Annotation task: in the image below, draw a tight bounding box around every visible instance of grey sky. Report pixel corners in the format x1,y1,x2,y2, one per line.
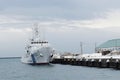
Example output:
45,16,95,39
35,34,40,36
0,0,120,20
0,0,120,57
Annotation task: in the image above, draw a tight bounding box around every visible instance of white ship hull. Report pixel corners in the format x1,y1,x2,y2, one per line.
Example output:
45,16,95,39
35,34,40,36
21,56,50,65
21,24,54,65
21,47,53,65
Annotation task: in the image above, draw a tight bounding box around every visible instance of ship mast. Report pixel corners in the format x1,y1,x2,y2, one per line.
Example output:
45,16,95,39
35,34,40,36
33,23,40,39
31,23,48,45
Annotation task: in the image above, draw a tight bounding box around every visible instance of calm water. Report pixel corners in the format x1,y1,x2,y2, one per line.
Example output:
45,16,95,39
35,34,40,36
0,59,120,80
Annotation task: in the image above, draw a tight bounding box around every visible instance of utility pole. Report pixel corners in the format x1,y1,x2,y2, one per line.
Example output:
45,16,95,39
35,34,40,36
95,42,97,53
80,42,83,55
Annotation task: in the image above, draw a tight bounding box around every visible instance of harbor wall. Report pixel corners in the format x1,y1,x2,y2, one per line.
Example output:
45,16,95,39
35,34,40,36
51,57,120,70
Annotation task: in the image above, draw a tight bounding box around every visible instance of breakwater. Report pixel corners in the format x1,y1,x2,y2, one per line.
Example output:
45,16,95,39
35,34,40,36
0,57,21,59
51,57,120,69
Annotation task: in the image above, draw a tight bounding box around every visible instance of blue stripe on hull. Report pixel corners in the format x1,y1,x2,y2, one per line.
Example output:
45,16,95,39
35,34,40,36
31,54,36,64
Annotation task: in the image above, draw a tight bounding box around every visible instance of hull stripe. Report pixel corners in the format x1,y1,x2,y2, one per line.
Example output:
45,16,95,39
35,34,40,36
31,54,36,63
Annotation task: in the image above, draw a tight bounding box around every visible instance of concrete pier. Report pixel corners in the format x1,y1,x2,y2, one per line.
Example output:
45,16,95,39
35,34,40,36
51,57,120,70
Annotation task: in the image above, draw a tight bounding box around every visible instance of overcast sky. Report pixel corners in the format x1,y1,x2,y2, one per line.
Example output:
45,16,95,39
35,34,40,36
1,0,120,57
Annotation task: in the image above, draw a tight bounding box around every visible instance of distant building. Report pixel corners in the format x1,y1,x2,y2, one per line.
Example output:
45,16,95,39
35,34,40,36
96,39,120,55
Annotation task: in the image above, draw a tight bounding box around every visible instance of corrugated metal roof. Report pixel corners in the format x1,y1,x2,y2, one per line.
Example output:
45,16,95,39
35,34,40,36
97,39,120,48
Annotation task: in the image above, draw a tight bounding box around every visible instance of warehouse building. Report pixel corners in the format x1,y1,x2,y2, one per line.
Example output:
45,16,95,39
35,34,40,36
96,39,120,55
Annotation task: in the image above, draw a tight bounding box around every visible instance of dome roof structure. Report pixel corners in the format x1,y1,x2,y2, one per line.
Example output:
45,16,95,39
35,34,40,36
97,39,120,48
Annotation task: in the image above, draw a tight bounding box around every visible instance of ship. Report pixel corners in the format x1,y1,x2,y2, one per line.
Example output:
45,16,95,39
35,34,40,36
21,24,54,65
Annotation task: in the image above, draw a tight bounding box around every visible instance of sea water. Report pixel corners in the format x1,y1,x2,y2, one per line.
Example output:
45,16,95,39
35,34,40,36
0,58,120,80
